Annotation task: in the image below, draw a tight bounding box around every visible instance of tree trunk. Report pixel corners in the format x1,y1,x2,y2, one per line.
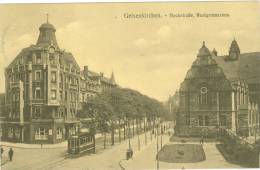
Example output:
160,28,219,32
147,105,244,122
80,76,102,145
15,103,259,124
136,118,138,135
123,121,126,140
104,132,106,149
132,119,135,137
144,117,147,145
137,118,141,150
111,123,115,145
119,119,121,143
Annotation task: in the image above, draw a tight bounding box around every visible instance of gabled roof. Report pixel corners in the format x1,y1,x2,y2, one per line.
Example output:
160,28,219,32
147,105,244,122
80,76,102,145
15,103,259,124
212,53,239,81
212,52,260,84
238,52,260,84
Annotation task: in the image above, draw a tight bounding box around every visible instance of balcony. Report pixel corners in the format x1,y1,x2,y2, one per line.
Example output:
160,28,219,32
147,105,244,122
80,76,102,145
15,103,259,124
65,117,80,124
32,99,45,104
10,82,20,89
69,84,78,90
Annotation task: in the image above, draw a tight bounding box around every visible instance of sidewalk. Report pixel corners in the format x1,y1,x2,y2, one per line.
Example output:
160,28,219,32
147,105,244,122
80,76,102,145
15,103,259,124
121,134,169,170
121,137,242,169
0,133,104,149
0,141,67,149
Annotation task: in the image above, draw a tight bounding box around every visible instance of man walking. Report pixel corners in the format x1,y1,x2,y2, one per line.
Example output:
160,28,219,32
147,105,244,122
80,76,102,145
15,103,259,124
200,136,204,145
8,148,14,161
1,147,3,158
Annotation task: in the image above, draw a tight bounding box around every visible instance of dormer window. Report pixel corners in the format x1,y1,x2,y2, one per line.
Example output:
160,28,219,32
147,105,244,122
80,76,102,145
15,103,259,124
49,47,55,53
20,57,24,65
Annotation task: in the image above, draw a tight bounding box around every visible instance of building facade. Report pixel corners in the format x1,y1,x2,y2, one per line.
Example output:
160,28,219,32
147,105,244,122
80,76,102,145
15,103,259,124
1,21,117,144
176,40,260,137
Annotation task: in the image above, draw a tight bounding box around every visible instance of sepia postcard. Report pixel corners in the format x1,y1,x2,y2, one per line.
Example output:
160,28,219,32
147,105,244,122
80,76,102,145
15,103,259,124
0,1,260,169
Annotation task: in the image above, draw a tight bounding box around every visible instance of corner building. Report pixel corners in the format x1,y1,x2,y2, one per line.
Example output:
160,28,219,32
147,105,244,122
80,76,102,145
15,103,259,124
176,40,259,137
2,21,117,143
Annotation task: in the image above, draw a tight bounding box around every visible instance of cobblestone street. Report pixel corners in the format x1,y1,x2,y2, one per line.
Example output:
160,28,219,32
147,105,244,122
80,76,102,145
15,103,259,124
1,131,243,170
0,131,156,170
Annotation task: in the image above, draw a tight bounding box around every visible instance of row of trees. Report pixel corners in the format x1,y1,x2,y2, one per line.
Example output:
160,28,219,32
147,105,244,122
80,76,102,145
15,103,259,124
77,87,170,149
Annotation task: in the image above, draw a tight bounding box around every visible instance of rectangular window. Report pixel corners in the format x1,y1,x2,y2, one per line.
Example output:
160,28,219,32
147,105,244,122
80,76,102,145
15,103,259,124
15,128,20,139
12,93,16,102
8,127,13,138
205,116,210,126
51,71,57,83
59,74,63,88
220,115,227,126
57,108,63,118
33,106,41,118
59,91,63,100
49,54,55,64
35,88,41,99
56,128,62,139
28,55,32,62
198,116,203,126
35,127,48,140
51,90,56,100
185,115,190,125
35,71,41,81
36,53,42,64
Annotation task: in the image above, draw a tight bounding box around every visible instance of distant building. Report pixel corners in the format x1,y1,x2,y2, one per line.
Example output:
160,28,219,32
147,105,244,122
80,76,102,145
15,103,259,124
176,40,259,137
1,20,117,143
0,93,5,140
166,91,180,124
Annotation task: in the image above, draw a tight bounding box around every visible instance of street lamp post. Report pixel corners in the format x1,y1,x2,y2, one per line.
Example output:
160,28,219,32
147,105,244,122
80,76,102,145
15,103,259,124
128,120,131,149
161,124,163,149
156,123,159,170
145,117,147,145
138,119,141,151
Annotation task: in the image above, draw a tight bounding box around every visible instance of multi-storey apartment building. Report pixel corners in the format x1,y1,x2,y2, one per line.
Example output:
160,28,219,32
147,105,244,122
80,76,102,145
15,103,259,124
176,40,259,137
1,20,117,144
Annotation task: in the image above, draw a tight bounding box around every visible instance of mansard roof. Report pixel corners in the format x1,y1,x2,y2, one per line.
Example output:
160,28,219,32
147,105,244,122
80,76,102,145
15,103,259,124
63,52,80,70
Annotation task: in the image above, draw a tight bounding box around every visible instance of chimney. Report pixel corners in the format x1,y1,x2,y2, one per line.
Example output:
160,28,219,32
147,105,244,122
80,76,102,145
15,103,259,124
83,66,88,77
84,66,88,73
100,72,104,77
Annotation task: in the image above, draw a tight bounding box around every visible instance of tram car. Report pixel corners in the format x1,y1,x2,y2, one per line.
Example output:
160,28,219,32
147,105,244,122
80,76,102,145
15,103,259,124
68,131,95,157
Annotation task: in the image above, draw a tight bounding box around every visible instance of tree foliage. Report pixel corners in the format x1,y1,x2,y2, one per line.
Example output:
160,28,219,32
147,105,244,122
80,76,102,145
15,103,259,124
78,87,168,131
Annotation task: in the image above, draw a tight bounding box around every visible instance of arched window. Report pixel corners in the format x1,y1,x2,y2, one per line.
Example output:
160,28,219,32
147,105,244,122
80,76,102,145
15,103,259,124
200,87,208,104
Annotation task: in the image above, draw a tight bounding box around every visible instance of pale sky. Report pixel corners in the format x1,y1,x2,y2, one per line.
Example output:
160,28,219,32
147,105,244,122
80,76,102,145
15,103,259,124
0,2,260,101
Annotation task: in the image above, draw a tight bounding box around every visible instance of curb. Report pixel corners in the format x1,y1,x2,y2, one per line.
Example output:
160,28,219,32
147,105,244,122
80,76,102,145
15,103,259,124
0,143,67,149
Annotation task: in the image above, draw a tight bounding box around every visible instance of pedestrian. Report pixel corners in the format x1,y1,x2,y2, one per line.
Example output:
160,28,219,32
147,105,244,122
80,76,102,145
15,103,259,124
200,136,204,145
1,147,4,158
8,148,14,161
